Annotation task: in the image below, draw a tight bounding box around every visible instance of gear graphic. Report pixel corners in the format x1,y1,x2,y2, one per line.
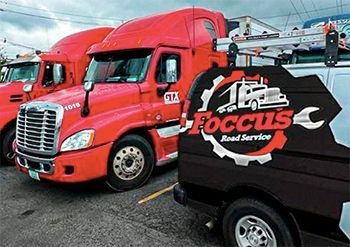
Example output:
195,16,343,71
198,75,272,166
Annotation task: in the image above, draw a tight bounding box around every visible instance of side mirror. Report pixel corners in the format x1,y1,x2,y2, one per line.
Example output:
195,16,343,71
23,84,33,93
166,59,177,84
81,81,94,117
84,80,94,92
53,64,64,84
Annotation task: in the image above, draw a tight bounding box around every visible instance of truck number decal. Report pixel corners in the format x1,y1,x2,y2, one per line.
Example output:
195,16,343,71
64,103,81,111
164,92,180,105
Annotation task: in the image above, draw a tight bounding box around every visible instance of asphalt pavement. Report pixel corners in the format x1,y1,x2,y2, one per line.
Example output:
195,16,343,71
0,163,224,247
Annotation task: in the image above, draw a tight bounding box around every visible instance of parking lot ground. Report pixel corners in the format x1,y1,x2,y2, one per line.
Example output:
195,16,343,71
0,164,224,247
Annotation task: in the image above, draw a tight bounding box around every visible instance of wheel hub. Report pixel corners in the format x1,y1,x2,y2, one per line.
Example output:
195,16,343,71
235,215,276,247
246,225,268,246
121,155,139,173
113,146,145,181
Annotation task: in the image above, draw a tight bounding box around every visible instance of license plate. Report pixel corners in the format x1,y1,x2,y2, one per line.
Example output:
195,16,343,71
29,170,40,181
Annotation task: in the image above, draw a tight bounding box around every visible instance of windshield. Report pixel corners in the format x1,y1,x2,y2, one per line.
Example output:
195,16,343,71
3,62,40,83
84,49,152,83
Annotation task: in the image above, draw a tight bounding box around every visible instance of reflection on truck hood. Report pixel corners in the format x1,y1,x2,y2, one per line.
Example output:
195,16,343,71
35,83,141,142
37,84,140,107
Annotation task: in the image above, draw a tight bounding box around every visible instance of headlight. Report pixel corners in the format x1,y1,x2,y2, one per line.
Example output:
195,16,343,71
60,129,95,152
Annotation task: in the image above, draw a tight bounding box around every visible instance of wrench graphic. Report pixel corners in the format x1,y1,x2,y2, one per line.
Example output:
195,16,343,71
293,106,325,130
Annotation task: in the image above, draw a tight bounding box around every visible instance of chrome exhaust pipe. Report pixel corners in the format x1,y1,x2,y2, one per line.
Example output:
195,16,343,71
204,219,216,232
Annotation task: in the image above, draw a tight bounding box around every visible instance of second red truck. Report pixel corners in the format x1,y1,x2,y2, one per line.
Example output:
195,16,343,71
0,27,113,165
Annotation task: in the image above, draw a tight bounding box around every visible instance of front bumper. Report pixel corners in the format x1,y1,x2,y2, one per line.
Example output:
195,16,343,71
15,142,113,183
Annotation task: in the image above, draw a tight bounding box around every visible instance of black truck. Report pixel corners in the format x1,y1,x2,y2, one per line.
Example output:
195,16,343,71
174,64,350,246
174,25,350,247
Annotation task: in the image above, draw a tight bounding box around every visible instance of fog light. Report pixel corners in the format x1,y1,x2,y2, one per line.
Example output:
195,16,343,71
64,166,74,175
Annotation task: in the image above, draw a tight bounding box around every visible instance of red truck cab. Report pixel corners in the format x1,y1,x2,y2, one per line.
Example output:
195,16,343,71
0,27,113,165
14,8,229,191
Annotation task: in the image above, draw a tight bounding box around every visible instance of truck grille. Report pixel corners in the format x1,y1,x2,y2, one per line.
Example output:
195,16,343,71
16,102,63,155
266,89,279,102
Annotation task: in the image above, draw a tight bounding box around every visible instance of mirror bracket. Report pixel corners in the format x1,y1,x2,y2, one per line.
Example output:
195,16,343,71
23,84,33,101
81,81,94,117
157,83,172,97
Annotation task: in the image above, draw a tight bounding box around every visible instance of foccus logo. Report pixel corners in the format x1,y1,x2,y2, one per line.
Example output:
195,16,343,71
181,72,325,166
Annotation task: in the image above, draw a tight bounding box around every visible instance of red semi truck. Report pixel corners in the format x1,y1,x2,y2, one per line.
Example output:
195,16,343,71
14,8,276,191
0,27,113,165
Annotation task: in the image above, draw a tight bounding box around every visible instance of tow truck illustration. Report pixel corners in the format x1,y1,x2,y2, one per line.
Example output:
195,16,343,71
217,76,289,113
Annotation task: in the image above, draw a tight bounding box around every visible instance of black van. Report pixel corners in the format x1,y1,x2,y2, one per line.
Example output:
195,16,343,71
174,66,350,246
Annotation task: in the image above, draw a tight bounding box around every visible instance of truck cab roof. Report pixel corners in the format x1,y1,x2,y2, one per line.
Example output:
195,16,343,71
49,27,114,61
89,7,226,54
5,55,41,66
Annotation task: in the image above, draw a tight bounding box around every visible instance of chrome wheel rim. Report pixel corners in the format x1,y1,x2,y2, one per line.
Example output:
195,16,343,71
113,146,144,181
251,101,258,111
235,215,277,247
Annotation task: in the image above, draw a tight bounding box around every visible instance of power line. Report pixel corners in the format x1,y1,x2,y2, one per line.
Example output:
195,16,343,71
299,0,311,18
336,0,340,14
2,38,36,50
289,0,304,22
0,0,125,22
340,0,344,13
310,0,321,17
284,12,292,31
259,3,350,19
0,8,108,26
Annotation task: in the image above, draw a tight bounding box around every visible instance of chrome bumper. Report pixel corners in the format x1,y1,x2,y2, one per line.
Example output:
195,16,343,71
16,148,55,174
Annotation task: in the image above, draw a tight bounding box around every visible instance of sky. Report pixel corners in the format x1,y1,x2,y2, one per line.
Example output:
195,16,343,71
0,0,349,58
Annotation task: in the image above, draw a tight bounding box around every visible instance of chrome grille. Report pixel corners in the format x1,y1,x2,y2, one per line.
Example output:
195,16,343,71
266,89,279,102
16,102,63,155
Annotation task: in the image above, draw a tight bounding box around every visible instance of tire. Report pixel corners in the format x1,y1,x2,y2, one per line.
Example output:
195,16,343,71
223,198,296,247
106,134,155,192
251,100,258,111
0,127,16,166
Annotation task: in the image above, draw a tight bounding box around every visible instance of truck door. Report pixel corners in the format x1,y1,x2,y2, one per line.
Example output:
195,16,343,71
33,63,69,98
147,47,188,159
149,47,186,124
31,63,56,98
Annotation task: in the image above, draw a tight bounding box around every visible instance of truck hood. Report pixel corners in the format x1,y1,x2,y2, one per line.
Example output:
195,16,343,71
0,82,26,105
37,84,140,107
36,84,86,104
34,83,141,144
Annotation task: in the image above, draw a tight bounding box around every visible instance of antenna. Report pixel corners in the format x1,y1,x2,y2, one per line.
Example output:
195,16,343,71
192,5,195,54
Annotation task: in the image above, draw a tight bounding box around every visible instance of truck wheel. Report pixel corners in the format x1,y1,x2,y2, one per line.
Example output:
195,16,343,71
223,198,296,247
1,128,16,166
251,100,258,111
106,135,155,192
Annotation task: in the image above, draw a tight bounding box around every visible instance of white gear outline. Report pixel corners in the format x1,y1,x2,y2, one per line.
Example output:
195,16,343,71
198,75,272,166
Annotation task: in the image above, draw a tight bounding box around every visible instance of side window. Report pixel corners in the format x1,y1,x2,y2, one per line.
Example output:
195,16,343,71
188,19,217,46
43,64,54,86
155,53,181,84
204,21,217,39
330,74,350,147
